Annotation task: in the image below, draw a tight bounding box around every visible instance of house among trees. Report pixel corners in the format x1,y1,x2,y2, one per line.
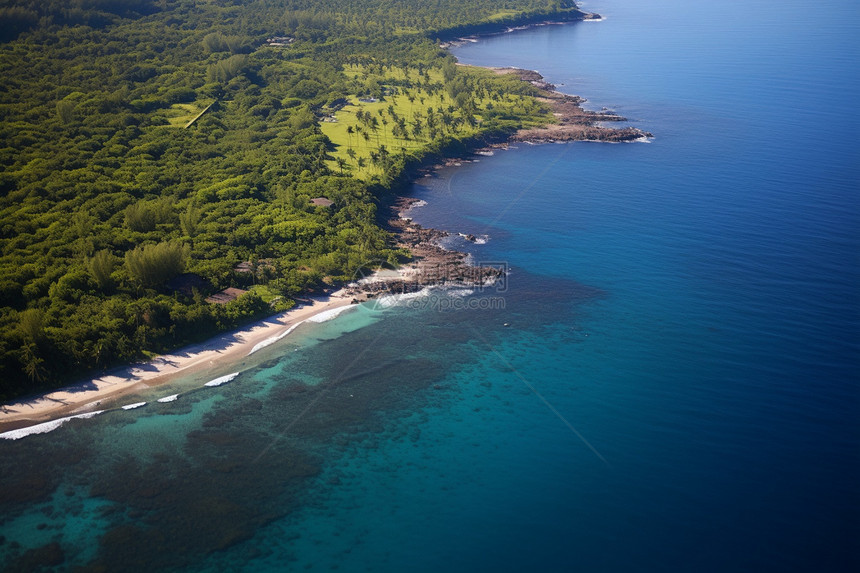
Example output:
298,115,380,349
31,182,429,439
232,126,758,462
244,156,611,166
265,36,293,47
206,287,248,304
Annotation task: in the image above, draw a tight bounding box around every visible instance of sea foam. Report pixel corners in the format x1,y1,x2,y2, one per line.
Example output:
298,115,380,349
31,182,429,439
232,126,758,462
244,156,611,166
157,394,179,403
0,411,104,441
204,372,239,387
305,305,356,323
447,288,475,298
374,287,433,309
248,321,303,355
122,402,146,410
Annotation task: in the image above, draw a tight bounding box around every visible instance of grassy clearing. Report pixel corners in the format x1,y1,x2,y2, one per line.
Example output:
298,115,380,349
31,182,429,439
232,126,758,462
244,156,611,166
321,64,549,179
321,95,472,178
249,284,279,303
161,100,215,128
487,10,521,22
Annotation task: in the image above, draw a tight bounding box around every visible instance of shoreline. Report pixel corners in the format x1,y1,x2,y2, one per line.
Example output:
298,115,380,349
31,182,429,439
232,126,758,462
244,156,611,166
487,67,652,143
0,291,357,433
0,196,504,434
445,15,651,144
0,194,505,435
1,17,647,435
436,10,601,49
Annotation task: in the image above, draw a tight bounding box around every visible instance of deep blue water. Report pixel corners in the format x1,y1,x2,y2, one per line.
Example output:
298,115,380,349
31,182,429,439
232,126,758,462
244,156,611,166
1,1,858,571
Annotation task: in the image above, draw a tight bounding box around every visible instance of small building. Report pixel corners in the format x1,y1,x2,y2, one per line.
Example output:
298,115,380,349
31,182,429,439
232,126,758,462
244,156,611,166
206,287,248,304
311,197,334,207
265,36,294,47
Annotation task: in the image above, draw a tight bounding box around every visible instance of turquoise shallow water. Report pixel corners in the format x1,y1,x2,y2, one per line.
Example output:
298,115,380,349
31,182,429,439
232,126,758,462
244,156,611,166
2,1,859,571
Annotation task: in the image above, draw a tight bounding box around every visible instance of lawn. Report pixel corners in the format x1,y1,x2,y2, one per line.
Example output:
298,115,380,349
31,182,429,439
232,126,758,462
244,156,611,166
160,100,216,128
320,64,544,179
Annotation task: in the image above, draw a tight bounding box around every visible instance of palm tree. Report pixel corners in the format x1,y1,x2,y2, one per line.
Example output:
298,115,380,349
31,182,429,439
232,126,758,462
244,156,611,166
20,342,46,383
440,113,453,135
371,117,380,145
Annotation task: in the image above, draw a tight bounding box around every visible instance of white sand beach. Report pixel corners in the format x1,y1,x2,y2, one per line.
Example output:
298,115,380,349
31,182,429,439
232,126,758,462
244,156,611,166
0,290,356,432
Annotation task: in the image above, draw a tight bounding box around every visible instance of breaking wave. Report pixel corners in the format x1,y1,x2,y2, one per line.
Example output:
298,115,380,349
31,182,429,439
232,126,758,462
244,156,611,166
204,372,239,387
0,411,104,441
305,305,357,323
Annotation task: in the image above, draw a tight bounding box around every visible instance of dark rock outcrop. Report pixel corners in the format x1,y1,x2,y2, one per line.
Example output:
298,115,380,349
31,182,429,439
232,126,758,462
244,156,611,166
492,68,653,143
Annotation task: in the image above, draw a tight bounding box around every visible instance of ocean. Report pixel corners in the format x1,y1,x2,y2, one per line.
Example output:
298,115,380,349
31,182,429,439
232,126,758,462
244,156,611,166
1,0,858,571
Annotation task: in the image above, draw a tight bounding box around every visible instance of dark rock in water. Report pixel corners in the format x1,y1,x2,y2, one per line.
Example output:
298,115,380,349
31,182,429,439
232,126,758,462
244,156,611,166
472,70,654,143
0,471,55,506
98,504,119,517
5,541,65,572
367,197,506,293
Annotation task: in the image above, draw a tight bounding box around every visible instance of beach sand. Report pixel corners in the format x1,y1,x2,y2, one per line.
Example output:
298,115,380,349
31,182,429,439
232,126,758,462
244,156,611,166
0,290,356,432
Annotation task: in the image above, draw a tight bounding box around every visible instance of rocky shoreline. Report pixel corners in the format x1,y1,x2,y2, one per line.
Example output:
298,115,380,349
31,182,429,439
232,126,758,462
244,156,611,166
343,197,505,300
354,63,650,299
350,63,651,300
491,67,652,143
441,12,650,143
437,12,602,49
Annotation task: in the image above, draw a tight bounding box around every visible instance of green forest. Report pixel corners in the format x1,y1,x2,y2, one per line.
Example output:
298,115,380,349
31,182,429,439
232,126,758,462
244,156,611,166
0,0,585,399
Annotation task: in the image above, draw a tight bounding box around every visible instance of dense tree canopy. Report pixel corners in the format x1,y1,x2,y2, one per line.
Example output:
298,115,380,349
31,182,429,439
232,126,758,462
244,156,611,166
0,0,581,398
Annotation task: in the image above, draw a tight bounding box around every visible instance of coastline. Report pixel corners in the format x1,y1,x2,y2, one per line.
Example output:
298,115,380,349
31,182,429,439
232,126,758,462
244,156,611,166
435,9,600,47
445,15,651,144
489,67,652,143
0,196,506,435
1,19,647,435
2,2,853,569
0,291,357,433
0,193,507,435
